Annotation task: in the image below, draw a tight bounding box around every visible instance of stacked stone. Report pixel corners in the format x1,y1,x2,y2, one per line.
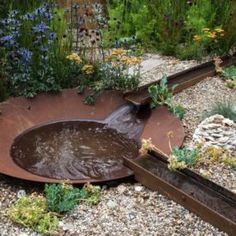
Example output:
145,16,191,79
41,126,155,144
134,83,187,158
193,115,236,155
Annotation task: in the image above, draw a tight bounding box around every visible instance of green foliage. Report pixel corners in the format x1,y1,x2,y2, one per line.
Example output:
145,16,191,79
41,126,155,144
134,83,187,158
107,0,234,59
168,147,199,171
45,183,80,214
78,48,141,104
169,104,186,120
148,76,173,108
202,100,236,122
81,183,102,205
7,195,59,235
221,66,236,89
222,66,236,81
45,183,101,214
226,80,236,89
1,3,83,98
223,156,236,168
148,76,185,120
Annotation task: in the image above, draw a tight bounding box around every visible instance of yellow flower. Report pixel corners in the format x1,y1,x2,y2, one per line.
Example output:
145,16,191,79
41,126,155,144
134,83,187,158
207,32,217,39
202,27,210,32
66,53,82,64
120,55,130,64
82,64,94,75
111,48,125,56
214,28,224,33
130,57,142,65
193,35,201,41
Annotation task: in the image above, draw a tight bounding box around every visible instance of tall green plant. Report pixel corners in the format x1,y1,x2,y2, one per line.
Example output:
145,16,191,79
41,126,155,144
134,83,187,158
107,0,234,59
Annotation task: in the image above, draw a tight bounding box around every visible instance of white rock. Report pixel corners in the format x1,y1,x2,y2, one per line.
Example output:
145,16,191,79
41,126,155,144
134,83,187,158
134,186,143,192
107,200,117,209
17,190,26,199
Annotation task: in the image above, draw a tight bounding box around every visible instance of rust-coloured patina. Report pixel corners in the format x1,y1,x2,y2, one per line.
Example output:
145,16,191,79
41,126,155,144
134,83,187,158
0,89,184,183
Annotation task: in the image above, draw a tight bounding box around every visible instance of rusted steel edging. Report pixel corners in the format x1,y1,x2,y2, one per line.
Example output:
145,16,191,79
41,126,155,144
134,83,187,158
150,150,236,203
124,53,236,105
123,156,236,236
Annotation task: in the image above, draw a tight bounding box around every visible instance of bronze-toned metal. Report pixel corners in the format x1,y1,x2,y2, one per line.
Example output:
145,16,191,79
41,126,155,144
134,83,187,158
0,89,184,183
124,154,236,236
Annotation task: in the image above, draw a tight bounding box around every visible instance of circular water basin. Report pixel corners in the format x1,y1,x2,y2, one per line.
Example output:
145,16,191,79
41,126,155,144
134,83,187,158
11,120,139,181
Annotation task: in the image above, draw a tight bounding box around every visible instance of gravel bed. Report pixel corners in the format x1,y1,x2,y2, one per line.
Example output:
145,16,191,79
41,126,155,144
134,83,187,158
173,76,236,192
139,54,199,85
61,183,226,236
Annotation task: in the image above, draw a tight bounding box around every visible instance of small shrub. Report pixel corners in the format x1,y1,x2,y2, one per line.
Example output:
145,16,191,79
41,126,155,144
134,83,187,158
44,183,80,214
221,66,236,89
79,183,102,205
168,147,199,171
148,76,185,120
222,66,236,81
45,183,102,213
202,100,236,122
7,195,59,235
148,76,173,108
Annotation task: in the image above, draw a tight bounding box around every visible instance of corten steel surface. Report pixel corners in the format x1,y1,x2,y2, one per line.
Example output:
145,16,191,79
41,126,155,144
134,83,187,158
0,89,184,183
124,154,236,236
125,53,236,105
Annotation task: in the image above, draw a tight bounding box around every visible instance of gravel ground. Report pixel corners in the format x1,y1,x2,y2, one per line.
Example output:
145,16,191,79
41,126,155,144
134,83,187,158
0,55,234,236
173,76,236,192
139,54,199,85
0,178,227,236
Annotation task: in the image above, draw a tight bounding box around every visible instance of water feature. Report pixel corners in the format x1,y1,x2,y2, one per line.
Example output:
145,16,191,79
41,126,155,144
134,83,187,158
11,104,149,180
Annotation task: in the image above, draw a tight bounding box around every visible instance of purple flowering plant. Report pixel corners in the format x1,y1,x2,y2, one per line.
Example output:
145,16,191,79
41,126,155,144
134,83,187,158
0,4,61,97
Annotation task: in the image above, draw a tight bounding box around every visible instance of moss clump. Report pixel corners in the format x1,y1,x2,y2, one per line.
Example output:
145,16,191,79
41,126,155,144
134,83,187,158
7,195,59,235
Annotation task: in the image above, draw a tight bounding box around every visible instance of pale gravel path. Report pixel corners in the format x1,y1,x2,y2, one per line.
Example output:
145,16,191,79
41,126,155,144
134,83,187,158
139,53,199,85
60,183,227,236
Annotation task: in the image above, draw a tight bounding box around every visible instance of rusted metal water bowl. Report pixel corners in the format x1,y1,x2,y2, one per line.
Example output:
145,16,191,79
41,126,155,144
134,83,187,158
0,89,184,183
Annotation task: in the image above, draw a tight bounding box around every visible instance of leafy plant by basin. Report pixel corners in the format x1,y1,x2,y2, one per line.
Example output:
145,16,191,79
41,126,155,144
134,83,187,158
45,183,101,214
202,100,236,122
148,76,186,120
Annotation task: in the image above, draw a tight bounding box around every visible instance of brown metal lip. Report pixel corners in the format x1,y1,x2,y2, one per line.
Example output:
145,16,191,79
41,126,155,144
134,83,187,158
0,89,184,183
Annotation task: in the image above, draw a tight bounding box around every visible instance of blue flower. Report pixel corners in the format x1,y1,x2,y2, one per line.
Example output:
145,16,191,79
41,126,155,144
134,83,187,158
34,7,46,16
9,10,18,18
33,22,49,33
49,32,56,40
43,12,53,21
23,13,35,21
18,48,32,63
0,35,14,43
1,19,10,25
